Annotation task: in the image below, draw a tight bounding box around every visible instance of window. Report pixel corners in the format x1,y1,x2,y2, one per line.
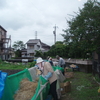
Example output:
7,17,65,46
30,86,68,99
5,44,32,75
29,45,34,49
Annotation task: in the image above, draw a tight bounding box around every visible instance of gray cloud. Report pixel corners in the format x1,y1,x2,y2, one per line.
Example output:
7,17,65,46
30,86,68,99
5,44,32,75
0,0,87,46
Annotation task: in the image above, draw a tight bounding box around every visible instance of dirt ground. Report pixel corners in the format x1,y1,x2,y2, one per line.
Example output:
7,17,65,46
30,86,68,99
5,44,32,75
61,94,71,100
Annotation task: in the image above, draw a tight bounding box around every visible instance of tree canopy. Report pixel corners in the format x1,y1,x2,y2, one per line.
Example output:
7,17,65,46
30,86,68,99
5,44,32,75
62,0,100,58
12,41,25,51
12,40,25,58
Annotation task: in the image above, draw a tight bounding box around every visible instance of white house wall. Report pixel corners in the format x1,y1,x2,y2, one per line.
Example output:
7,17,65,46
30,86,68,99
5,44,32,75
27,40,50,57
27,45,35,54
35,41,42,51
27,41,42,55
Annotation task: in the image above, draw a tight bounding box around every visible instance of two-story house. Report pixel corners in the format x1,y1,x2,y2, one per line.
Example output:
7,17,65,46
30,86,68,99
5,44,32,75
0,25,12,60
26,39,50,57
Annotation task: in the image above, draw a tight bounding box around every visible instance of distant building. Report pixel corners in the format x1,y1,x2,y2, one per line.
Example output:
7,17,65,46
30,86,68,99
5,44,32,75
41,42,51,52
0,25,12,60
21,48,27,57
25,39,50,57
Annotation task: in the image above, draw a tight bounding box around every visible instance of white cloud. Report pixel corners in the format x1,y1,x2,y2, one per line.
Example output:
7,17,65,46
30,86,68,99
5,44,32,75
0,0,87,46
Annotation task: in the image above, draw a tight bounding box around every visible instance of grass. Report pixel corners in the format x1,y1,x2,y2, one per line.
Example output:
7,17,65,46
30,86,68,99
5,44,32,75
95,74,100,83
0,60,100,100
0,60,36,70
62,69,100,100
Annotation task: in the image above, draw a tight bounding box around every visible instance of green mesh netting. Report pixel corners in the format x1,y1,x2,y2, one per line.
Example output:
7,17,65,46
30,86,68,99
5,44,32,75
31,76,50,100
0,68,50,100
52,66,64,72
0,68,32,100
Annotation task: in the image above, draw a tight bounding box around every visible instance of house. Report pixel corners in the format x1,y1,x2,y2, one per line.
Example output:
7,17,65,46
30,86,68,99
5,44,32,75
26,39,50,57
41,42,51,52
21,48,27,57
0,25,12,60
10,48,15,58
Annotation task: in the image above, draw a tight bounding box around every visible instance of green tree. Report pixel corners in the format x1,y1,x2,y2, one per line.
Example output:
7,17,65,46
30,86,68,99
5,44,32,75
12,40,25,58
47,41,67,58
12,41,25,51
15,49,21,57
62,0,100,58
35,50,43,57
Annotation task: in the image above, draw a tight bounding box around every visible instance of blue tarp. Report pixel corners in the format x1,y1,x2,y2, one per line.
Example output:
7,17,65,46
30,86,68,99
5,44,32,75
0,71,8,98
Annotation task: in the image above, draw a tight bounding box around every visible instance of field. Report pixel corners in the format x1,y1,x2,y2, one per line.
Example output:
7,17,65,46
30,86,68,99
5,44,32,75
61,69,100,100
0,60,100,100
0,60,36,70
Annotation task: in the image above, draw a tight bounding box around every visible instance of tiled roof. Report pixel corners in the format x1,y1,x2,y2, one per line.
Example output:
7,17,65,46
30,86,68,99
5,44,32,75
41,42,50,47
26,39,50,48
26,39,40,44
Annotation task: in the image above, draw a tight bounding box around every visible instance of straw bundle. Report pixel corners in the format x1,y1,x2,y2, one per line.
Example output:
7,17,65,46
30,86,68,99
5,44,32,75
36,69,41,75
64,81,71,92
70,64,76,68
14,78,38,100
64,72,74,78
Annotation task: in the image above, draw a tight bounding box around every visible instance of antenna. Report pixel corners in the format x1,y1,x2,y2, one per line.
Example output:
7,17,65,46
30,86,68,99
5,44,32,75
35,31,37,39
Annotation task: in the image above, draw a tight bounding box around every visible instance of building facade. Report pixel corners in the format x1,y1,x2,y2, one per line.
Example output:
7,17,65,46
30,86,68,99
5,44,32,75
25,39,50,57
0,25,11,60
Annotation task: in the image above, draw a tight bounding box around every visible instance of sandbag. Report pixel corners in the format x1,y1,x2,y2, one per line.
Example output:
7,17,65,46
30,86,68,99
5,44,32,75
55,70,66,82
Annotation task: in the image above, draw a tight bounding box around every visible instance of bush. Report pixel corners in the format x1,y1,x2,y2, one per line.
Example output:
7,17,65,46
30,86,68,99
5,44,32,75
29,61,36,67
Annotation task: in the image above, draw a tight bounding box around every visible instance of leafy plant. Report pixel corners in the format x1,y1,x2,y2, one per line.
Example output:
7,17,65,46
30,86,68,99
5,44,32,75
95,74,100,83
29,61,36,67
0,61,31,70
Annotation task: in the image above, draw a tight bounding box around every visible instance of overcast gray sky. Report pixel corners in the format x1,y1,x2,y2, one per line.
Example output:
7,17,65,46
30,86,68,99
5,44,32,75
0,0,87,46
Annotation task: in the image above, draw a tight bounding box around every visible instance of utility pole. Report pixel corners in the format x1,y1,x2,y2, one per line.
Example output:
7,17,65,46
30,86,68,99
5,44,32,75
53,24,58,44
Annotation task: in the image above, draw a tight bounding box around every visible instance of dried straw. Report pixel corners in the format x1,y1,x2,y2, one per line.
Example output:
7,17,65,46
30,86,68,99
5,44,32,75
65,72,74,78
14,78,38,100
70,64,76,68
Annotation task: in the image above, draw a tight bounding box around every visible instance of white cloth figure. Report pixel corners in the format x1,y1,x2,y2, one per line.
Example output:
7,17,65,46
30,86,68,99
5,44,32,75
54,70,61,99
28,67,38,81
55,70,66,99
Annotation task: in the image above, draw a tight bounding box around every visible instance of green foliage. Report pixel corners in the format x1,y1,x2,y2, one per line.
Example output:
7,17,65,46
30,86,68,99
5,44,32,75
15,49,21,57
46,41,68,58
35,50,43,57
95,74,100,83
42,52,48,59
62,0,100,59
29,61,36,67
55,41,63,45
0,58,3,63
0,61,32,70
12,40,25,51
66,71,99,100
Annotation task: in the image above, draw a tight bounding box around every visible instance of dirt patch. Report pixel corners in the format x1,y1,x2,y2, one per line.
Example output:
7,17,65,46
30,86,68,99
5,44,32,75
2,69,22,75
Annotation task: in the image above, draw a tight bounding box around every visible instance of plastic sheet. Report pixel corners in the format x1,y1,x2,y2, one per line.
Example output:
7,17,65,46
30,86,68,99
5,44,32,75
0,71,7,99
